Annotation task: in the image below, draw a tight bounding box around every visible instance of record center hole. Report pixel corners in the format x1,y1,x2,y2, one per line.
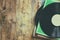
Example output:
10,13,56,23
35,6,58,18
51,14,60,26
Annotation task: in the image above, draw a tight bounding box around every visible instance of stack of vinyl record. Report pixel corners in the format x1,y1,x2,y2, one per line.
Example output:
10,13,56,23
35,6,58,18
34,0,60,38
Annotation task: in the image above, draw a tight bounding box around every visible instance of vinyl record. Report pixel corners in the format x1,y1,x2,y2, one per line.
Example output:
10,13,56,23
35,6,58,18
35,2,60,38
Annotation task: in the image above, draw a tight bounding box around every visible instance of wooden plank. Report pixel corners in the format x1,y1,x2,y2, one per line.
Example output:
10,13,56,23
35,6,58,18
0,0,16,40
16,0,41,40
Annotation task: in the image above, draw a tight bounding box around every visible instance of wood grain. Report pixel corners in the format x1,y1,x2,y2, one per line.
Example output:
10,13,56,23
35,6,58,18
0,0,16,40
16,0,41,40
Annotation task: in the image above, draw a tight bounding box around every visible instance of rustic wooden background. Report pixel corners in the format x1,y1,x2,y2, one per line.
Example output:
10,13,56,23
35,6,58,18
16,0,41,40
0,0,16,40
0,0,56,40
0,0,40,40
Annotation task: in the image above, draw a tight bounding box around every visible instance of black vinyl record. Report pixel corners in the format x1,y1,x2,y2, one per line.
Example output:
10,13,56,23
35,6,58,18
35,2,60,38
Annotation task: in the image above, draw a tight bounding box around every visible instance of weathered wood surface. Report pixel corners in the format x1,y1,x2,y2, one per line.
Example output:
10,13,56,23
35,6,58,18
16,0,41,40
0,0,41,40
0,0,16,40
